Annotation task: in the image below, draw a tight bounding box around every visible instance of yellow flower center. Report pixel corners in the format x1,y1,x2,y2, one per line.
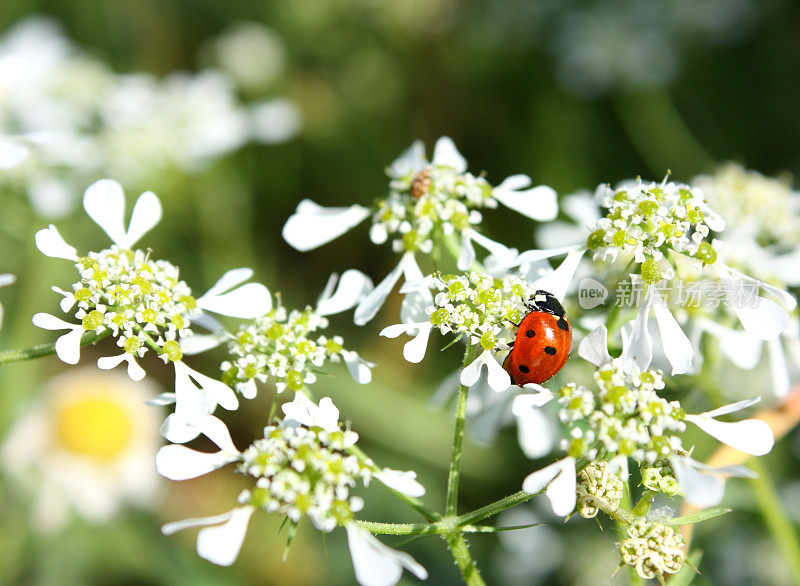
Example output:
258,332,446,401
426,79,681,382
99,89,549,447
54,396,134,461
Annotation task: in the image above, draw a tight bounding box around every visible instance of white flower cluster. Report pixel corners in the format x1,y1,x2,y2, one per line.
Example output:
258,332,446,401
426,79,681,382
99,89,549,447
694,163,800,248
557,359,686,466
238,421,371,532
55,246,196,364
0,17,300,218
371,147,493,255
619,519,686,580
283,136,559,325
223,306,351,395
428,272,535,349
587,179,725,283
158,395,428,585
575,460,624,519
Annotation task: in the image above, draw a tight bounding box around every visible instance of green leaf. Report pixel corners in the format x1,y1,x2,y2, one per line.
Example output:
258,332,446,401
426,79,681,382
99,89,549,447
666,507,731,526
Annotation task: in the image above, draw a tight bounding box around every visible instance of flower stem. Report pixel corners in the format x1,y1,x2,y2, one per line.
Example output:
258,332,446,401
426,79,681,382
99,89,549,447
748,458,800,582
445,533,486,586
356,520,440,536
0,330,110,365
446,345,477,517
446,381,470,517
455,490,540,527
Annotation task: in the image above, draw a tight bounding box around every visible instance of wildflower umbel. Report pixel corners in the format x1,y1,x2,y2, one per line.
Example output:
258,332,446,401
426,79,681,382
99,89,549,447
223,304,356,395
557,359,685,465
158,396,428,585
586,178,725,283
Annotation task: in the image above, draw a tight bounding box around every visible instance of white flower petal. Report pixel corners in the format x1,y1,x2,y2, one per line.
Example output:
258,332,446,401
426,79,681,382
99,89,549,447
686,414,774,456
346,525,428,586
733,296,789,341
375,469,426,497
517,408,555,459
97,353,146,381
702,397,761,418
145,393,176,406
512,389,555,415
123,190,162,248
354,255,408,326
282,199,370,252
485,356,512,392
670,456,725,508
162,510,237,535
198,282,272,318
457,231,476,272
509,245,582,269
389,140,426,178
180,333,227,355
317,270,373,316
529,249,586,302
0,274,15,288
179,362,239,411
624,289,653,372
546,457,577,517
652,291,693,375
160,414,201,443
403,325,432,364
494,177,558,221
54,328,84,365
431,136,466,172
342,351,375,384
769,338,791,398
521,460,564,494
83,179,128,247
204,268,255,297
578,325,612,367
767,249,800,287
194,414,239,453
34,225,78,260
197,506,255,566
698,318,763,370
156,444,239,480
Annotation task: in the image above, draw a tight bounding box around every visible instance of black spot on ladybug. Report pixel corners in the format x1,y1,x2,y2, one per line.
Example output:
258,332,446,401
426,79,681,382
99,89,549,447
518,365,530,373
544,346,557,355
525,329,535,338
557,318,569,331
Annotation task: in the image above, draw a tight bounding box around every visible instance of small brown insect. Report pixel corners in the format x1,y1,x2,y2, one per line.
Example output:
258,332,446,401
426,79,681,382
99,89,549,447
410,169,431,198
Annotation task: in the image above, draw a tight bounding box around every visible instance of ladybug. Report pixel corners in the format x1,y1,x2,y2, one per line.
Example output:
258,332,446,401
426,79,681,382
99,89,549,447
503,290,572,386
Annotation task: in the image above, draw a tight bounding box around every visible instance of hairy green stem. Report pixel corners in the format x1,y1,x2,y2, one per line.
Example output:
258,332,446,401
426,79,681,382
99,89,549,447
455,490,540,527
446,345,478,517
0,330,110,365
749,459,800,582
445,533,486,586
355,521,440,536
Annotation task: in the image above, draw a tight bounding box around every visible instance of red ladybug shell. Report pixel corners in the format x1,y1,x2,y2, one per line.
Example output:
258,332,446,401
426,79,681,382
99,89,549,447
503,310,572,386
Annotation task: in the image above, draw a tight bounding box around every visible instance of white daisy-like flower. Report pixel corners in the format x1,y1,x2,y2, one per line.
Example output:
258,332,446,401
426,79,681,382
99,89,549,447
283,137,558,323
158,397,426,584
0,369,162,531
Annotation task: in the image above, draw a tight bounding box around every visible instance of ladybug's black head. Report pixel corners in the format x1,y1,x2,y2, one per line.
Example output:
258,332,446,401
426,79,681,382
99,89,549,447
528,290,565,317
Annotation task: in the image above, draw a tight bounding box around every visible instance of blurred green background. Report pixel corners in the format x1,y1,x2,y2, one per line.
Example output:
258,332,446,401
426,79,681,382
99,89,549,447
1,1,800,585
